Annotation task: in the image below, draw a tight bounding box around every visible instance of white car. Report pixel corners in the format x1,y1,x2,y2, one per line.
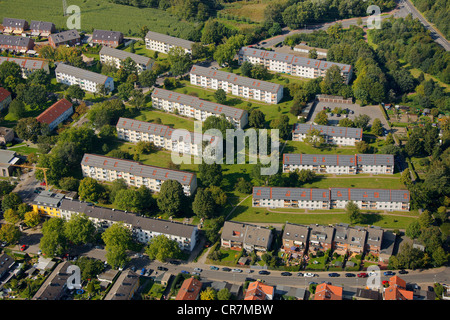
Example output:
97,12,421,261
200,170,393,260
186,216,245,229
194,268,202,272
368,271,378,277
304,273,316,277
232,268,242,273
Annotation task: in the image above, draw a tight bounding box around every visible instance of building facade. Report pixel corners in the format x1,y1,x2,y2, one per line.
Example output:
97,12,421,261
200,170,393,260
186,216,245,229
55,63,114,93
189,65,283,104
151,88,248,129
99,45,154,74
145,30,194,54
0,57,50,78
92,30,123,48
0,34,34,52
48,29,81,48
2,18,28,33
30,20,55,37
221,221,273,253
292,123,363,146
81,153,197,196
36,98,73,130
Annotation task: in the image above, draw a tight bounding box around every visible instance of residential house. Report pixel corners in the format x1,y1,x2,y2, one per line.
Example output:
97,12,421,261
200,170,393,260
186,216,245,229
99,45,154,74
379,231,396,264
308,224,335,253
32,261,73,300
0,57,50,78
355,288,382,300
333,223,350,255
2,18,28,33
0,34,34,52
221,221,273,253
0,127,14,145
151,88,248,129
292,123,363,146
80,153,197,196
314,283,343,300
293,42,328,57
48,29,81,48
31,190,65,217
384,275,414,300
30,21,56,37
55,63,114,93
92,30,123,48
244,281,274,300
0,150,20,177
347,226,367,255
281,223,310,255
36,98,73,131
238,46,352,84
190,65,284,104
275,286,308,300
366,226,384,257
104,270,139,300
175,277,202,300
145,30,194,54
0,87,12,111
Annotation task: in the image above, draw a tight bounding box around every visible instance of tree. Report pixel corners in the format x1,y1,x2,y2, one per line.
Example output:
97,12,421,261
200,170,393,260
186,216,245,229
139,69,157,87
355,141,370,153
214,88,227,104
64,213,96,245
314,110,328,125
217,288,231,300
303,129,325,148
59,177,80,191
0,223,21,245
145,234,181,262
346,201,363,224
192,188,215,219
23,211,40,228
309,48,318,59
200,287,217,300
208,185,227,207
213,34,246,67
371,118,383,136
157,180,184,215
198,162,223,187
241,61,253,77
167,47,192,76
65,84,85,101
353,114,371,130
78,177,103,203
3,209,21,225
15,117,49,143
40,218,67,256
102,222,131,269
248,109,265,128
320,65,343,95
418,210,434,229
235,177,252,194
135,141,156,155
8,99,26,119
1,193,23,212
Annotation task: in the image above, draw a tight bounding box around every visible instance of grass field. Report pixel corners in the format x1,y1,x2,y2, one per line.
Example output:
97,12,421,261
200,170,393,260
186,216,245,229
218,0,271,23
0,0,195,38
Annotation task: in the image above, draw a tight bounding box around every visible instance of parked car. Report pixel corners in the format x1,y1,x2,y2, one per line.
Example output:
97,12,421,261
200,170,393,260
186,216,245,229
345,273,355,277
357,273,368,278
398,269,408,274
20,245,26,251
297,272,303,277
180,270,189,274
304,273,316,277
222,267,231,272
328,273,340,277
368,271,378,277
232,268,242,273
169,260,181,265
259,270,270,275
194,268,202,272
157,266,168,271
281,272,292,276
140,268,146,276
210,266,219,271
192,272,200,276
382,280,389,285
308,281,318,285
384,271,395,276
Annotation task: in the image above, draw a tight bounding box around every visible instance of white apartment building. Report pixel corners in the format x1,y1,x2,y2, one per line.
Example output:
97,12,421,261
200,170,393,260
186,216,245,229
292,123,363,146
283,153,394,175
151,88,248,129
252,187,410,211
145,30,194,54
189,65,284,104
81,153,197,196
0,57,49,78
238,47,353,84
116,117,219,157
99,45,154,74
55,63,114,93
59,199,198,251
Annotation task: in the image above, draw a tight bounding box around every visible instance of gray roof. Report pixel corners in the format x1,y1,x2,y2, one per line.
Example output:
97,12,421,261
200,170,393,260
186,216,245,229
0,56,48,70
92,29,123,42
0,34,33,48
2,18,27,29
30,20,55,32
252,186,330,201
330,188,410,203
104,269,139,300
31,190,65,208
81,153,195,186
334,223,349,241
145,30,194,50
99,45,153,67
221,221,272,249
283,153,394,167
348,226,367,246
152,88,247,120
366,226,383,247
55,62,111,85
116,117,218,144
32,261,73,300
293,123,363,139
49,29,80,45
239,46,352,72
59,198,197,239
190,65,282,94
0,150,17,164
356,154,394,167
309,224,334,244
283,223,310,243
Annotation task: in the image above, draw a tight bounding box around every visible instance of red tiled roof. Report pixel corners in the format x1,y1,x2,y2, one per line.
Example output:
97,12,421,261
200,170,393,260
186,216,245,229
175,277,202,300
244,281,274,300
36,98,73,125
314,283,343,300
0,87,11,103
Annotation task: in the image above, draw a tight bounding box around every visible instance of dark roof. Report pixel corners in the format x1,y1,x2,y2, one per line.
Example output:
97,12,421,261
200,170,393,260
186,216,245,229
145,30,194,50
92,29,123,42
221,221,272,248
36,98,73,126
283,223,310,242
253,186,330,201
30,20,55,32
283,153,394,167
99,45,153,66
0,34,33,48
49,29,80,45
55,63,111,85
2,18,27,29
293,123,363,139
190,65,282,93
0,57,48,71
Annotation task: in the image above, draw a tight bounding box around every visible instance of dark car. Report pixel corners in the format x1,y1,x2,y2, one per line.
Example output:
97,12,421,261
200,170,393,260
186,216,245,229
180,270,189,274
259,270,270,275
157,266,168,271
169,260,181,265
281,272,292,276
222,267,231,272
398,269,408,274
384,271,396,276
345,273,356,277
328,273,340,277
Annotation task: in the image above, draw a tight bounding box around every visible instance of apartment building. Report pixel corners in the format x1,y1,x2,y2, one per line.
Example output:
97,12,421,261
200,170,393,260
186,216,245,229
55,63,114,93
238,47,353,84
292,123,363,146
189,65,284,104
36,98,73,131
0,34,34,52
48,29,81,48
151,88,248,129
31,190,65,217
252,187,410,211
281,223,311,255
221,221,273,253
0,57,49,78
81,153,197,196
145,30,194,54
59,198,198,251
2,18,28,33
30,20,56,37
99,46,154,74
116,117,218,157
92,30,123,48
282,153,394,175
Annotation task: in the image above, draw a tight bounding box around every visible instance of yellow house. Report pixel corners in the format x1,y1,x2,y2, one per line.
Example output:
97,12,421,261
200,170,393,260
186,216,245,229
31,190,64,217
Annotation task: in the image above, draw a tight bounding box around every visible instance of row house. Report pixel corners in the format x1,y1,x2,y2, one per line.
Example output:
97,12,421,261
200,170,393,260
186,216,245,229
333,223,367,256
81,153,197,196
2,18,28,34
308,224,335,253
221,221,273,253
0,34,34,52
92,29,123,48
282,153,394,175
32,261,73,300
281,223,311,256
151,88,248,129
238,47,353,84
99,45,154,74
30,20,56,37
116,117,219,157
59,198,198,251
104,270,140,300
55,62,114,93
0,57,50,78
189,65,284,104
36,98,74,131
145,30,194,54
48,29,81,48
292,123,363,146
252,187,410,211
